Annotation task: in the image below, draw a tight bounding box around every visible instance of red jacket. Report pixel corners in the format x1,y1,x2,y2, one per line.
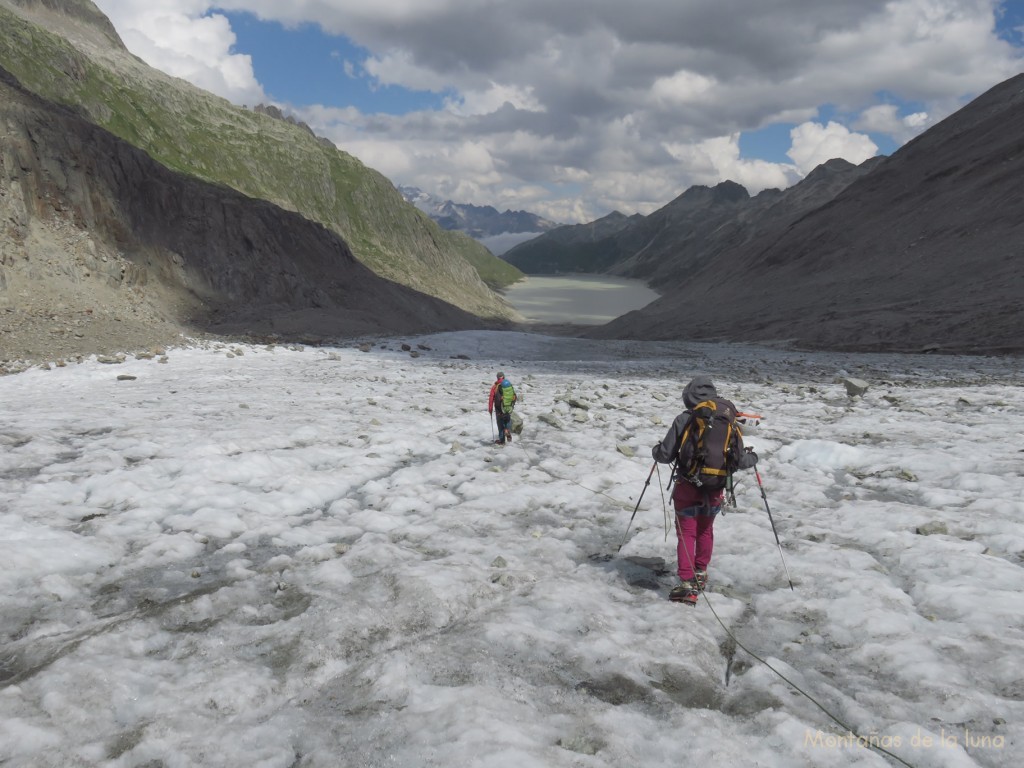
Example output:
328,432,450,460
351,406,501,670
487,380,501,414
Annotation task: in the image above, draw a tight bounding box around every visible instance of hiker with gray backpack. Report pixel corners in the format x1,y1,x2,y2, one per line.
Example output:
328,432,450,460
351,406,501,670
652,375,758,605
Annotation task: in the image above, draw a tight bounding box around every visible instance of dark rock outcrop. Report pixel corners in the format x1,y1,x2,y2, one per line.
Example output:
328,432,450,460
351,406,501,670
0,0,515,321
0,65,483,348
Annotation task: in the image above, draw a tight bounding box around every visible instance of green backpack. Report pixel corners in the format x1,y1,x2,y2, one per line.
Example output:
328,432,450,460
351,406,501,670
499,380,517,411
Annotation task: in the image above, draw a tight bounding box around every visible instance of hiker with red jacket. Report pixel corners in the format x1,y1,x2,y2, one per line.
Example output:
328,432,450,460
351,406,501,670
487,371,517,445
652,375,757,605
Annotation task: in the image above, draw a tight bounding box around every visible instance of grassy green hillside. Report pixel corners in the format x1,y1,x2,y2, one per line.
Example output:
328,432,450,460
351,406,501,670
0,3,522,316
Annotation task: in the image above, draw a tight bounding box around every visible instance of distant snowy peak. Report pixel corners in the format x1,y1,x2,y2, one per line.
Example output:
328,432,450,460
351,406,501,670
398,185,561,238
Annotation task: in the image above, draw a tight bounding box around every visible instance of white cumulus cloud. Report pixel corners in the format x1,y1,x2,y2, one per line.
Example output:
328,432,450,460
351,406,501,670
95,0,266,106
787,121,879,175
856,104,934,143
90,0,1023,221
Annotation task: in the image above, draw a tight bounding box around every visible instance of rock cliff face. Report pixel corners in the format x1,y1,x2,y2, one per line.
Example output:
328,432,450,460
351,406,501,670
0,0,517,322
0,65,484,364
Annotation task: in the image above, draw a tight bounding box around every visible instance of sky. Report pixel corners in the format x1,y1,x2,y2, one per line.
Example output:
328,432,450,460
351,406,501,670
87,1,1024,225
2,329,1023,767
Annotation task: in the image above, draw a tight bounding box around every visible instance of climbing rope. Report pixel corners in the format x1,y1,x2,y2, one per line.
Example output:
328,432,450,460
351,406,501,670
511,437,916,768
667,485,917,768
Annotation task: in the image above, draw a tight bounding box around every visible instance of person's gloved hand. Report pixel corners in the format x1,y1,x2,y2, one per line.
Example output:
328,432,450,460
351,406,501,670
739,447,758,469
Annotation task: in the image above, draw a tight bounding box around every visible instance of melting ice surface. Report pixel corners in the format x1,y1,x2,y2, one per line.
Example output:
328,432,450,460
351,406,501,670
0,330,1022,768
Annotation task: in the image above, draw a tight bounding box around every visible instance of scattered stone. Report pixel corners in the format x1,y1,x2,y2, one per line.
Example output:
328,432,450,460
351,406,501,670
556,734,604,756
358,343,372,352
97,355,125,364
539,412,563,429
116,374,137,381
491,556,507,568
401,343,412,351
417,344,431,350
915,521,948,536
616,444,635,457
623,555,668,573
841,377,870,396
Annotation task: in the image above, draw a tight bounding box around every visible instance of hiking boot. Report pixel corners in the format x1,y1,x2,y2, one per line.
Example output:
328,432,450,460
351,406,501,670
694,570,708,591
494,438,505,445
669,580,699,606
504,429,512,443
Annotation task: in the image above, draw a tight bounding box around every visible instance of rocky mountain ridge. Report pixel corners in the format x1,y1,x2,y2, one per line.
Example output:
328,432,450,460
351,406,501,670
0,64,489,370
503,158,883,287
588,74,1024,354
0,0,519,318
398,185,560,240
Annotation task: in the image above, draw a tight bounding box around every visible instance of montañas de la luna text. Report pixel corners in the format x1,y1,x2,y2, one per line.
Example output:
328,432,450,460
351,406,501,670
804,727,1004,751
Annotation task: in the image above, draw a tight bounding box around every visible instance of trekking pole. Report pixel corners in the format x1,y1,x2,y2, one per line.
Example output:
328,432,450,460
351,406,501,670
617,462,657,551
489,413,495,442
754,467,795,591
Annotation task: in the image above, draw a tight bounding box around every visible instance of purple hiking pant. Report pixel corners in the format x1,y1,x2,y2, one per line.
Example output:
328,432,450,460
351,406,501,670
672,482,722,581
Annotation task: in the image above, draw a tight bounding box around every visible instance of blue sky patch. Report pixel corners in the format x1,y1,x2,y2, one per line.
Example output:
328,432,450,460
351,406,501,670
216,9,446,113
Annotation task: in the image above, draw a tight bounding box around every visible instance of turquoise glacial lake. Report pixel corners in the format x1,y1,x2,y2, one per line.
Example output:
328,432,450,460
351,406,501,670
501,275,660,325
